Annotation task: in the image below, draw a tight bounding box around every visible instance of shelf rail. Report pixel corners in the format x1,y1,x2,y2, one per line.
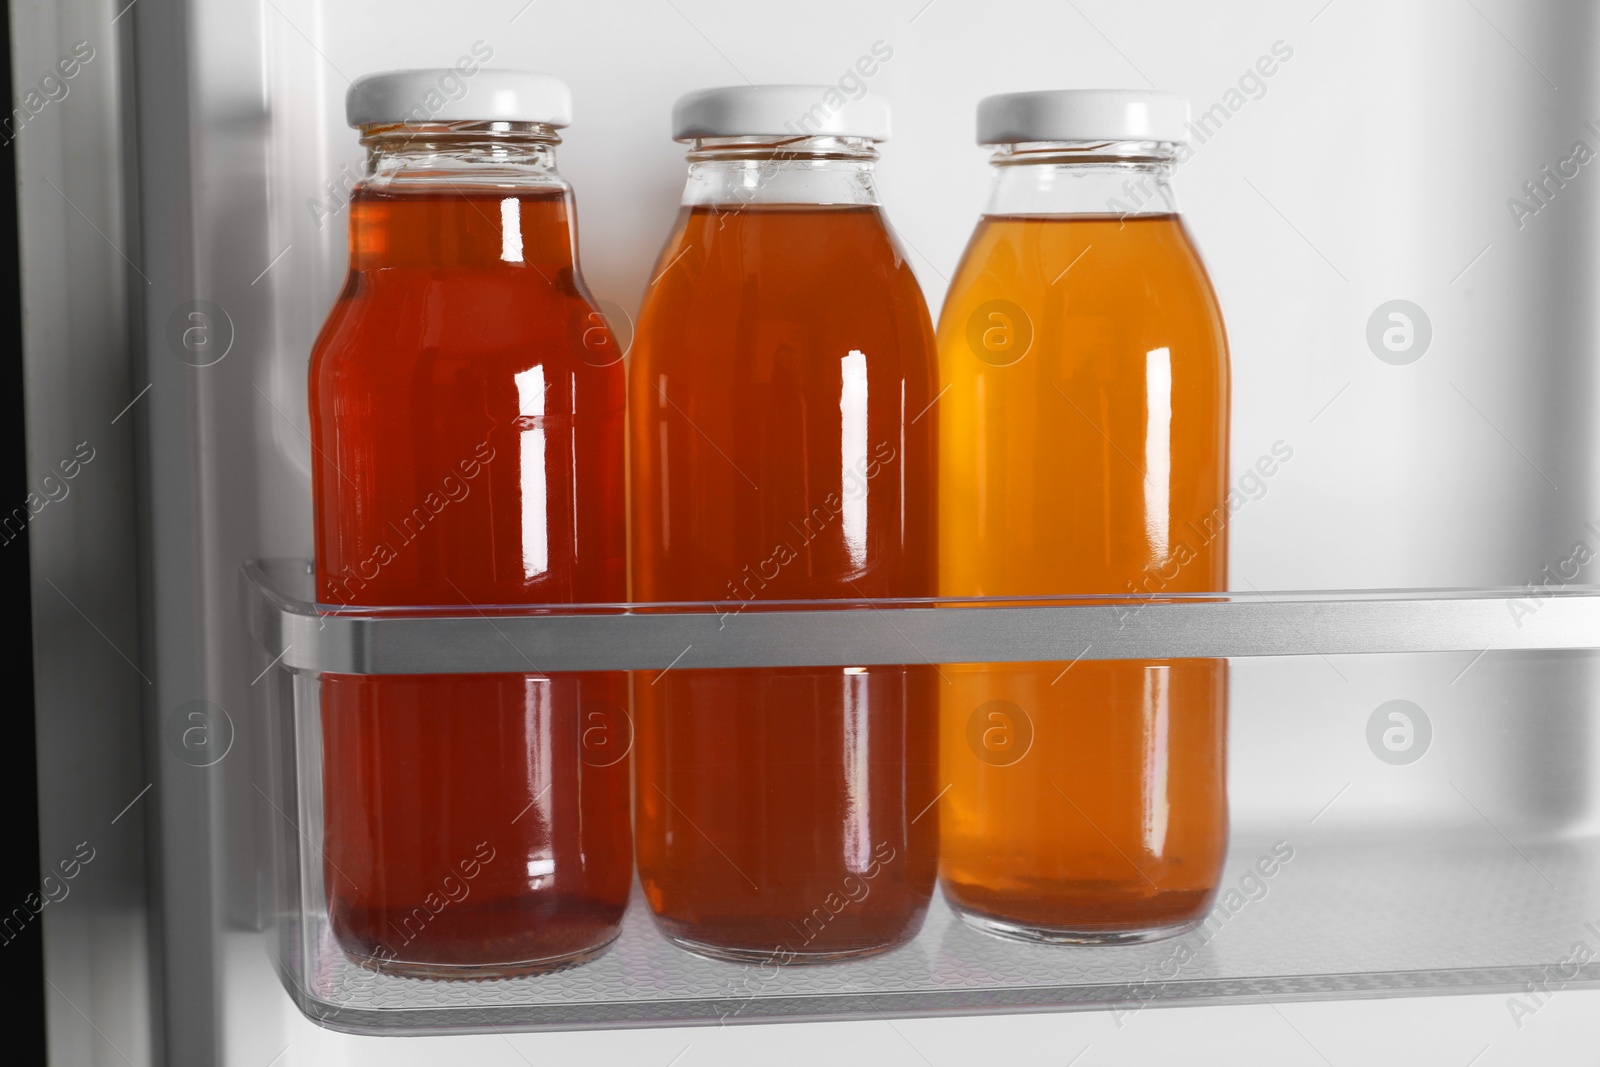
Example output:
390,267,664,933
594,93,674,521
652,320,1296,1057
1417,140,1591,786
242,560,1600,675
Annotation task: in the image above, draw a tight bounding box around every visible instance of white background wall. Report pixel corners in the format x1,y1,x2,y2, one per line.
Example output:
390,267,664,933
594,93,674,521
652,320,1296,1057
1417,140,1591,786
259,0,1600,594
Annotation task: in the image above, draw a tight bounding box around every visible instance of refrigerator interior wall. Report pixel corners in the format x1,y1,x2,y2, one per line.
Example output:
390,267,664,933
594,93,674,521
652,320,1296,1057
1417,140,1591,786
87,0,1600,1063
261,0,1600,589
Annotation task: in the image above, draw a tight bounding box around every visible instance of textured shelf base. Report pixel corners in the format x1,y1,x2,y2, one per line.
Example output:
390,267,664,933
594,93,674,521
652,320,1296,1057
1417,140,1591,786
278,836,1600,1034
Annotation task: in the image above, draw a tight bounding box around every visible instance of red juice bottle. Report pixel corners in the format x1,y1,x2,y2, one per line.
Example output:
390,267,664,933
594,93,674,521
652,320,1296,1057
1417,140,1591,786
309,70,630,977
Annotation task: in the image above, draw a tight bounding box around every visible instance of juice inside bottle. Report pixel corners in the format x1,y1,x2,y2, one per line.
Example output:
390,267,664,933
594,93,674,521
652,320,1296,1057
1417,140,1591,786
309,93,630,976
629,95,940,963
938,95,1230,943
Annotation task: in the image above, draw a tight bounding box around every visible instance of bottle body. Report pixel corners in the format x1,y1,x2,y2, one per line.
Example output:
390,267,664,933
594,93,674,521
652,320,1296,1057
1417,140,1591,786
629,148,940,962
309,137,631,976
937,151,1231,942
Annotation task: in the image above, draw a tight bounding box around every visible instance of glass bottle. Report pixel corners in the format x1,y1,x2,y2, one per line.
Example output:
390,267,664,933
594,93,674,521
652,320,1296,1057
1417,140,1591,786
937,90,1230,943
309,70,631,976
629,86,940,963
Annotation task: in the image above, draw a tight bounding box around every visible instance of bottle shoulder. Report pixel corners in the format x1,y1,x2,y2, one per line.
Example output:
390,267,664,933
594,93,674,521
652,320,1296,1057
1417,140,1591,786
936,213,1228,374
940,215,1223,321
309,278,620,390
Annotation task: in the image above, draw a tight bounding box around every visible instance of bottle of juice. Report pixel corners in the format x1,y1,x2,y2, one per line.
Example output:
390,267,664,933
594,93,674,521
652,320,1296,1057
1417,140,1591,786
938,91,1230,943
629,86,940,963
309,70,631,976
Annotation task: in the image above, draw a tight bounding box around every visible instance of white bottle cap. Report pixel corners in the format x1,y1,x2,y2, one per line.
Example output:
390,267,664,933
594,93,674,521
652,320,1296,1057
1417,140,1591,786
346,69,573,128
976,90,1189,145
672,85,891,142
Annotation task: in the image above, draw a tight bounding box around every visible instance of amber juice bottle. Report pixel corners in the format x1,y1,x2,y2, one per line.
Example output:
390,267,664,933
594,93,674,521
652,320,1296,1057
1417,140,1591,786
629,87,940,963
938,91,1230,943
309,72,631,976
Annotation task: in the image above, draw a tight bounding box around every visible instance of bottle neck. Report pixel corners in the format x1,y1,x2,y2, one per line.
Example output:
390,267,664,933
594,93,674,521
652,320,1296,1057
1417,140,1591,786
350,123,576,272
358,121,568,193
985,139,1181,218
680,136,881,208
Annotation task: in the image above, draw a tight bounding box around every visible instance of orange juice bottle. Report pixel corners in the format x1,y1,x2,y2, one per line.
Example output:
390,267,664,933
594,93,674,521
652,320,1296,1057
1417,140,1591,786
629,86,940,962
937,91,1230,943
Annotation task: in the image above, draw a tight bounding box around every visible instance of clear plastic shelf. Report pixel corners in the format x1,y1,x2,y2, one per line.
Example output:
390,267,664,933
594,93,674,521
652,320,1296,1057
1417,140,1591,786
242,560,1600,1034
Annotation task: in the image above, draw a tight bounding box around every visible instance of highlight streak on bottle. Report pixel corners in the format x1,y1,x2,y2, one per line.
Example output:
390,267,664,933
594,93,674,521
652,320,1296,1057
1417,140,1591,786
500,197,524,263
841,349,869,570
1144,346,1172,562
842,668,872,873
516,364,549,579
1142,664,1171,858
524,676,554,885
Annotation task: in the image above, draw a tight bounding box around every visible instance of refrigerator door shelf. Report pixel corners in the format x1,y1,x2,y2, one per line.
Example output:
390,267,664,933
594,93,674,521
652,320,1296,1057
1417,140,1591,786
243,560,1600,1035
